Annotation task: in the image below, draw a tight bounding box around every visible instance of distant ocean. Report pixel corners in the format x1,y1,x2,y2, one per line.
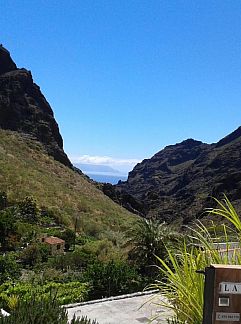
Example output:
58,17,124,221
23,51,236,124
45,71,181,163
85,173,127,184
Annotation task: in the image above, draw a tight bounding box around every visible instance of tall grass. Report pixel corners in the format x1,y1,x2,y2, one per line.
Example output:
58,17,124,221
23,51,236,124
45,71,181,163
150,196,241,323
0,129,138,235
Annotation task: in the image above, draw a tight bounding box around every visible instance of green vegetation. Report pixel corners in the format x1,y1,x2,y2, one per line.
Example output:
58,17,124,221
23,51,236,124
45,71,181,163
0,254,20,284
3,129,241,323
0,129,149,308
0,129,137,234
0,190,146,306
127,218,181,276
0,281,89,307
0,181,182,310
0,128,174,309
83,260,142,299
0,293,99,324
151,196,241,323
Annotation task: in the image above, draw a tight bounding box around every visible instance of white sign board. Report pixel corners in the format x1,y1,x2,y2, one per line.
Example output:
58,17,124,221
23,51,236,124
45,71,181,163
216,312,240,321
220,282,241,294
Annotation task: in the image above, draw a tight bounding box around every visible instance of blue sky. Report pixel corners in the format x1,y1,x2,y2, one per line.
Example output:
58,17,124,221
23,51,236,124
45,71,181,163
1,1,241,173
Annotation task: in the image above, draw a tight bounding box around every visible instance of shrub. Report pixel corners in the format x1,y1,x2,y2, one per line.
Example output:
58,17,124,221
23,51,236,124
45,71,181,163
20,243,50,267
50,248,96,272
15,221,39,247
0,293,97,324
0,254,20,284
0,294,67,324
59,228,76,251
83,259,142,299
79,238,125,263
39,207,58,225
50,239,123,273
18,197,39,224
0,208,18,251
0,281,89,306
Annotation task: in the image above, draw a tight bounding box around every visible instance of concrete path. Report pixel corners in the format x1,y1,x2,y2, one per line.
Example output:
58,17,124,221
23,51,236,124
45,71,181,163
67,292,173,323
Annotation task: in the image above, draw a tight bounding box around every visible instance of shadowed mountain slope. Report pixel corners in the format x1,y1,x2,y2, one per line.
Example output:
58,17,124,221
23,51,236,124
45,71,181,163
105,127,241,223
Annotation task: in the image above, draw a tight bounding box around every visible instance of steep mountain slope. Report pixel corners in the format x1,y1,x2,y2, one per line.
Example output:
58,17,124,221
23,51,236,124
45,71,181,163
0,45,138,233
0,45,71,167
0,129,137,232
107,127,241,223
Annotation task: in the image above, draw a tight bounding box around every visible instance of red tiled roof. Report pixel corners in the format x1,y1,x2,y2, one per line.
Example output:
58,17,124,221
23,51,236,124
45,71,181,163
44,236,65,245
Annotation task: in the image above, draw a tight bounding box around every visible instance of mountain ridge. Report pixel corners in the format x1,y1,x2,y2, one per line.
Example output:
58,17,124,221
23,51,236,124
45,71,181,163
103,127,241,223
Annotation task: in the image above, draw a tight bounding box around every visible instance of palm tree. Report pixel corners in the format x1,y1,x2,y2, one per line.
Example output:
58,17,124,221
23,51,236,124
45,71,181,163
126,217,181,275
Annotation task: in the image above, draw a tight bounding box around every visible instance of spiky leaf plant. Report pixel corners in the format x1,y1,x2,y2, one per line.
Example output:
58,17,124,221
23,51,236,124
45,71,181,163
150,196,241,323
126,218,181,275
0,292,99,324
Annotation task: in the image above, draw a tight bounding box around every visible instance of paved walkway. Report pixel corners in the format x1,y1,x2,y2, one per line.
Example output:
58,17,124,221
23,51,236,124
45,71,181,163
67,292,173,323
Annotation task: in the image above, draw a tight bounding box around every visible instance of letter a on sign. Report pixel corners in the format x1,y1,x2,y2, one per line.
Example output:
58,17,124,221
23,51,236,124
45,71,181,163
233,285,238,292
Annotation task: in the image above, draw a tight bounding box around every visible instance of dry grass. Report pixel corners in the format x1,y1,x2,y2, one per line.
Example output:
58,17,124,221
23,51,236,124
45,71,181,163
0,129,138,235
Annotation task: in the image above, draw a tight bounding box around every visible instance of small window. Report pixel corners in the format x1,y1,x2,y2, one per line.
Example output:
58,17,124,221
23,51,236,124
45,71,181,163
57,244,61,250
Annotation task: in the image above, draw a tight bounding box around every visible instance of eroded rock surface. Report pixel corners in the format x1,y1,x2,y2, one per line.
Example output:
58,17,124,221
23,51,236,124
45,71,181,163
106,128,241,223
0,45,71,167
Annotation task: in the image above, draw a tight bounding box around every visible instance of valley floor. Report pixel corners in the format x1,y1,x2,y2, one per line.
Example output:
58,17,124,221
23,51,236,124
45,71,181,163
67,291,173,324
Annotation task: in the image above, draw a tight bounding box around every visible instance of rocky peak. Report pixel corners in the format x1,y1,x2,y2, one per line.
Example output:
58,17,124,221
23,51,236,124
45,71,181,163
167,138,203,148
179,138,204,147
0,45,72,167
0,45,17,75
150,138,207,167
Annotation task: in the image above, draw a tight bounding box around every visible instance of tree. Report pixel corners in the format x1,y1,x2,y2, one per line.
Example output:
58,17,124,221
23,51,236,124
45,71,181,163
20,243,49,267
0,208,18,251
15,222,39,247
126,218,181,275
83,260,141,299
59,229,75,251
18,197,39,224
0,253,21,284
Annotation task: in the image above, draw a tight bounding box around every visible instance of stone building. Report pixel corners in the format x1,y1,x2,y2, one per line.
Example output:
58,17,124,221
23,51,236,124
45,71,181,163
41,236,65,255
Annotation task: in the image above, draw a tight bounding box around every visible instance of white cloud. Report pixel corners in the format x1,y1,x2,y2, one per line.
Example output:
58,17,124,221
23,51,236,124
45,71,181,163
70,154,141,173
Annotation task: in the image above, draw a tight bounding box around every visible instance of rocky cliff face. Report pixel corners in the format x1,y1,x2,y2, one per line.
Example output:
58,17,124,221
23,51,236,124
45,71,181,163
105,127,241,223
0,45,72,167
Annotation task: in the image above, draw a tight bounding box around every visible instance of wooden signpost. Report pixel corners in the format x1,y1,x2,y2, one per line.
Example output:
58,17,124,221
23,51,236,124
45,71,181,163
202,264,241,323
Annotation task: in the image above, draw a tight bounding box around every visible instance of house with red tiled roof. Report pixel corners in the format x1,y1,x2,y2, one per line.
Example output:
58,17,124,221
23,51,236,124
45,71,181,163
41,236,65,255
